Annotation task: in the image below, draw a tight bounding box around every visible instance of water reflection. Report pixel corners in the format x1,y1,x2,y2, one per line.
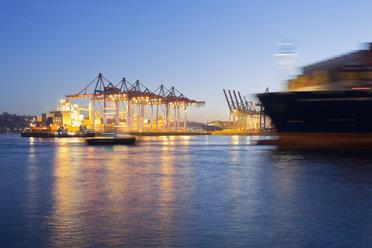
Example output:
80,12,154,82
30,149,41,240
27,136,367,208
25,143,39,217
261,147,372,246
49,143,83,247
46,136,193,246
1,135,369,247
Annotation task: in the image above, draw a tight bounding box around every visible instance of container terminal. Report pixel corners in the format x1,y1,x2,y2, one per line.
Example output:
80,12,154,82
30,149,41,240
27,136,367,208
21,73,276,138
22,73,208,137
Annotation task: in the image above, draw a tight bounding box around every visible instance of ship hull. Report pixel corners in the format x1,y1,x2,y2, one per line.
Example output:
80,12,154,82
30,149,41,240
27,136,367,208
257,90,372,133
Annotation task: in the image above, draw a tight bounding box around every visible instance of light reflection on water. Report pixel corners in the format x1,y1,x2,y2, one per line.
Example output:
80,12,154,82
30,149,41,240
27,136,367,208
0,134,371,247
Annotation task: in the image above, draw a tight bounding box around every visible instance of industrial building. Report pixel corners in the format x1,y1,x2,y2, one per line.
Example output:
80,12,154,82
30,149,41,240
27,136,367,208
35,99,87,132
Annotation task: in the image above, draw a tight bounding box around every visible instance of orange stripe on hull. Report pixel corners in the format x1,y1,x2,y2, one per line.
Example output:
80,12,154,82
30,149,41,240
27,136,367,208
258,132,372,149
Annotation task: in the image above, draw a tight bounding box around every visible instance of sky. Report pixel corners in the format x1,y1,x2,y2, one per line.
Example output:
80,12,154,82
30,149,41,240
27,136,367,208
1,0,372,122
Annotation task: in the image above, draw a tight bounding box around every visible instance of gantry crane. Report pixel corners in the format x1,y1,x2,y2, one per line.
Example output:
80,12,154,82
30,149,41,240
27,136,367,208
66,73,205,131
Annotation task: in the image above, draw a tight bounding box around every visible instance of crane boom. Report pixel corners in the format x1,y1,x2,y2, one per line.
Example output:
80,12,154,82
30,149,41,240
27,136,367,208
237,91,245,111
223,89,232,111
233,90,241,110
228,90,236,110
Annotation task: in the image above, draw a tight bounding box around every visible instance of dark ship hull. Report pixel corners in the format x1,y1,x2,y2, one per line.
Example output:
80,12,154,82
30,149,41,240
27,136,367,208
258,90,372,133
257,90,372,148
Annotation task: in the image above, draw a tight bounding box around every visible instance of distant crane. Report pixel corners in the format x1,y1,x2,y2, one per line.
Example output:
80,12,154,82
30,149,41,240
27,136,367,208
222,89,263,131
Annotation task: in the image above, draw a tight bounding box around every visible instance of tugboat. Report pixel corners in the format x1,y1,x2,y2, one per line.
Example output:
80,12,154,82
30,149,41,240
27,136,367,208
257,43,372,148
86,133,136,145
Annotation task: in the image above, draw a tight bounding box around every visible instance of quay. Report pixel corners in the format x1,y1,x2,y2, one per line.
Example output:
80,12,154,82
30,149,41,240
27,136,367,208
21,130,279,138
127,131,212,136
212,130,276,136
21,131,54,138
21,130,212,138
21,130,96,138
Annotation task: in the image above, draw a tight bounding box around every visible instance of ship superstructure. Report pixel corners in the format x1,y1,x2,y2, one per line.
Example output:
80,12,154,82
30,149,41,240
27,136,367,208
287,43,372,91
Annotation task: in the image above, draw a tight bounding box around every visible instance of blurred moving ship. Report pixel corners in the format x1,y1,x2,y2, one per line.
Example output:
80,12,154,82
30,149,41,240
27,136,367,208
86,133,136,145
258,43,372,148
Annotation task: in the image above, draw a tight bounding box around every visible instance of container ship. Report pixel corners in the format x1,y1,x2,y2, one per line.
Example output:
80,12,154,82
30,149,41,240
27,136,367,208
257,43,372,148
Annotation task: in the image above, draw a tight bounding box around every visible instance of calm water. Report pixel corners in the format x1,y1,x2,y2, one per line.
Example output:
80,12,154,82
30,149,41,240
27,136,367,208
0,134,371,247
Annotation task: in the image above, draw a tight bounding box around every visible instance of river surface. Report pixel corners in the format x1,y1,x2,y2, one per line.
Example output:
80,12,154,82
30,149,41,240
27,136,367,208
0,134,371,247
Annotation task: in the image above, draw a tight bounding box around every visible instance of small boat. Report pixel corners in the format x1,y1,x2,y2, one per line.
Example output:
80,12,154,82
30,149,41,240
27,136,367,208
54,127,70,137
75,125,96,137
86,133,136,145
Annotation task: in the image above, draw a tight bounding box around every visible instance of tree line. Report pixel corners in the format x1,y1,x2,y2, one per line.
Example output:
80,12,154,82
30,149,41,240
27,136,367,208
0,112,35,133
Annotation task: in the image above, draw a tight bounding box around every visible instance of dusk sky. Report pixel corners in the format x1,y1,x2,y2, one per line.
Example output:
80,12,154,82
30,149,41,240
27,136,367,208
1,0,372,121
